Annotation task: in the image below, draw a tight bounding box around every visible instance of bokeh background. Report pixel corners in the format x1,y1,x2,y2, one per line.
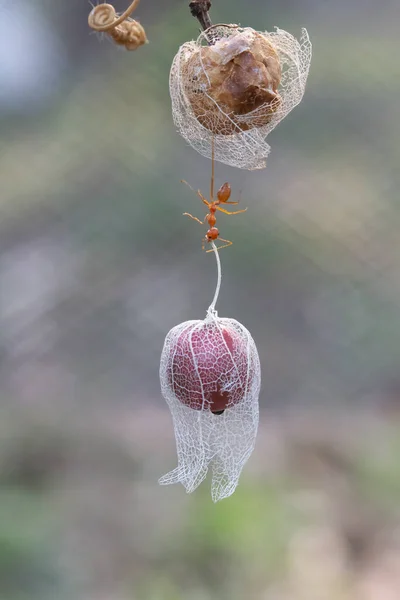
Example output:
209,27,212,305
1,0,400,598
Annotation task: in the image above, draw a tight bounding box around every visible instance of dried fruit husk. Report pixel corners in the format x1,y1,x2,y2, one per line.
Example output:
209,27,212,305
184,30,282,135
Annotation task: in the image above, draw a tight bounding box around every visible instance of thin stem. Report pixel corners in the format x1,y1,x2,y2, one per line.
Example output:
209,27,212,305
109,0,141,28
189,0,212,31
207,241,221,318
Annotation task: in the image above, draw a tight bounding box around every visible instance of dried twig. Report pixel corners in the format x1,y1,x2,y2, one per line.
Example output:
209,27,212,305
88,0,148,51
189,0,213,31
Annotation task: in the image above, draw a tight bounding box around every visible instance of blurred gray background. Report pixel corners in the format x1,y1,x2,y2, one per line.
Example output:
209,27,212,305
1,1,400,599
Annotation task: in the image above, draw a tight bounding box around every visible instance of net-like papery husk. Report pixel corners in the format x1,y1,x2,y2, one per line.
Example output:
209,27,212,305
170,25,312,170
159,314,260,502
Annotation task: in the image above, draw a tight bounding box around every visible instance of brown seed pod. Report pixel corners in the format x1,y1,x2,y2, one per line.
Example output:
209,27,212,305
184,27,282,135
88,1,148,51
170,25,312,170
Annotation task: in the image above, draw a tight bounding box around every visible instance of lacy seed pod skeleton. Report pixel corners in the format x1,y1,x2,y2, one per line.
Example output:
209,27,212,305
88,0,148,50
170,24,312,169
159,310,260,502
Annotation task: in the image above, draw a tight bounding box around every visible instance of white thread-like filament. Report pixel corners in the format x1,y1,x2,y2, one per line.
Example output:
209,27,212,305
208,241,221,317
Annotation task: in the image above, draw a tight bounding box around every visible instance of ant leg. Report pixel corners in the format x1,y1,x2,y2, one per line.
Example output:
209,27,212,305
206,238,233,252
183,212,203,225
181,180,210,208
181,179,197,194
218,238,233,251
215,206,248,215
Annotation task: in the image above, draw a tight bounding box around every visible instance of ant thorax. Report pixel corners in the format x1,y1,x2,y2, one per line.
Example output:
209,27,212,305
206,212,217,227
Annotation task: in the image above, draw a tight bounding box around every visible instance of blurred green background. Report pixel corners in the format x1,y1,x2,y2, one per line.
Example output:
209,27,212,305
1,0,400,598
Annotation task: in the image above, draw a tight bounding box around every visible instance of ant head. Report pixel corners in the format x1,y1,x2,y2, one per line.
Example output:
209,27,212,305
207,227,219,241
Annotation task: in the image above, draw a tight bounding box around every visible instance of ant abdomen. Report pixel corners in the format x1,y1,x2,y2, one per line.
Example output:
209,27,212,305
217,183,231,203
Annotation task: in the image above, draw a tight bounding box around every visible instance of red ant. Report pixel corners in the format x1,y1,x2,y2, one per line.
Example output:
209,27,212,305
181,142,248,252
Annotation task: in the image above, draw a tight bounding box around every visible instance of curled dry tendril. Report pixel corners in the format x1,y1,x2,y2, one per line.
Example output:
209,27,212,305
88,0,148,51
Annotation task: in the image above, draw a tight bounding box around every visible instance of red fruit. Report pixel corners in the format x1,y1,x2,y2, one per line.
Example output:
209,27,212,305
166,320,251,413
